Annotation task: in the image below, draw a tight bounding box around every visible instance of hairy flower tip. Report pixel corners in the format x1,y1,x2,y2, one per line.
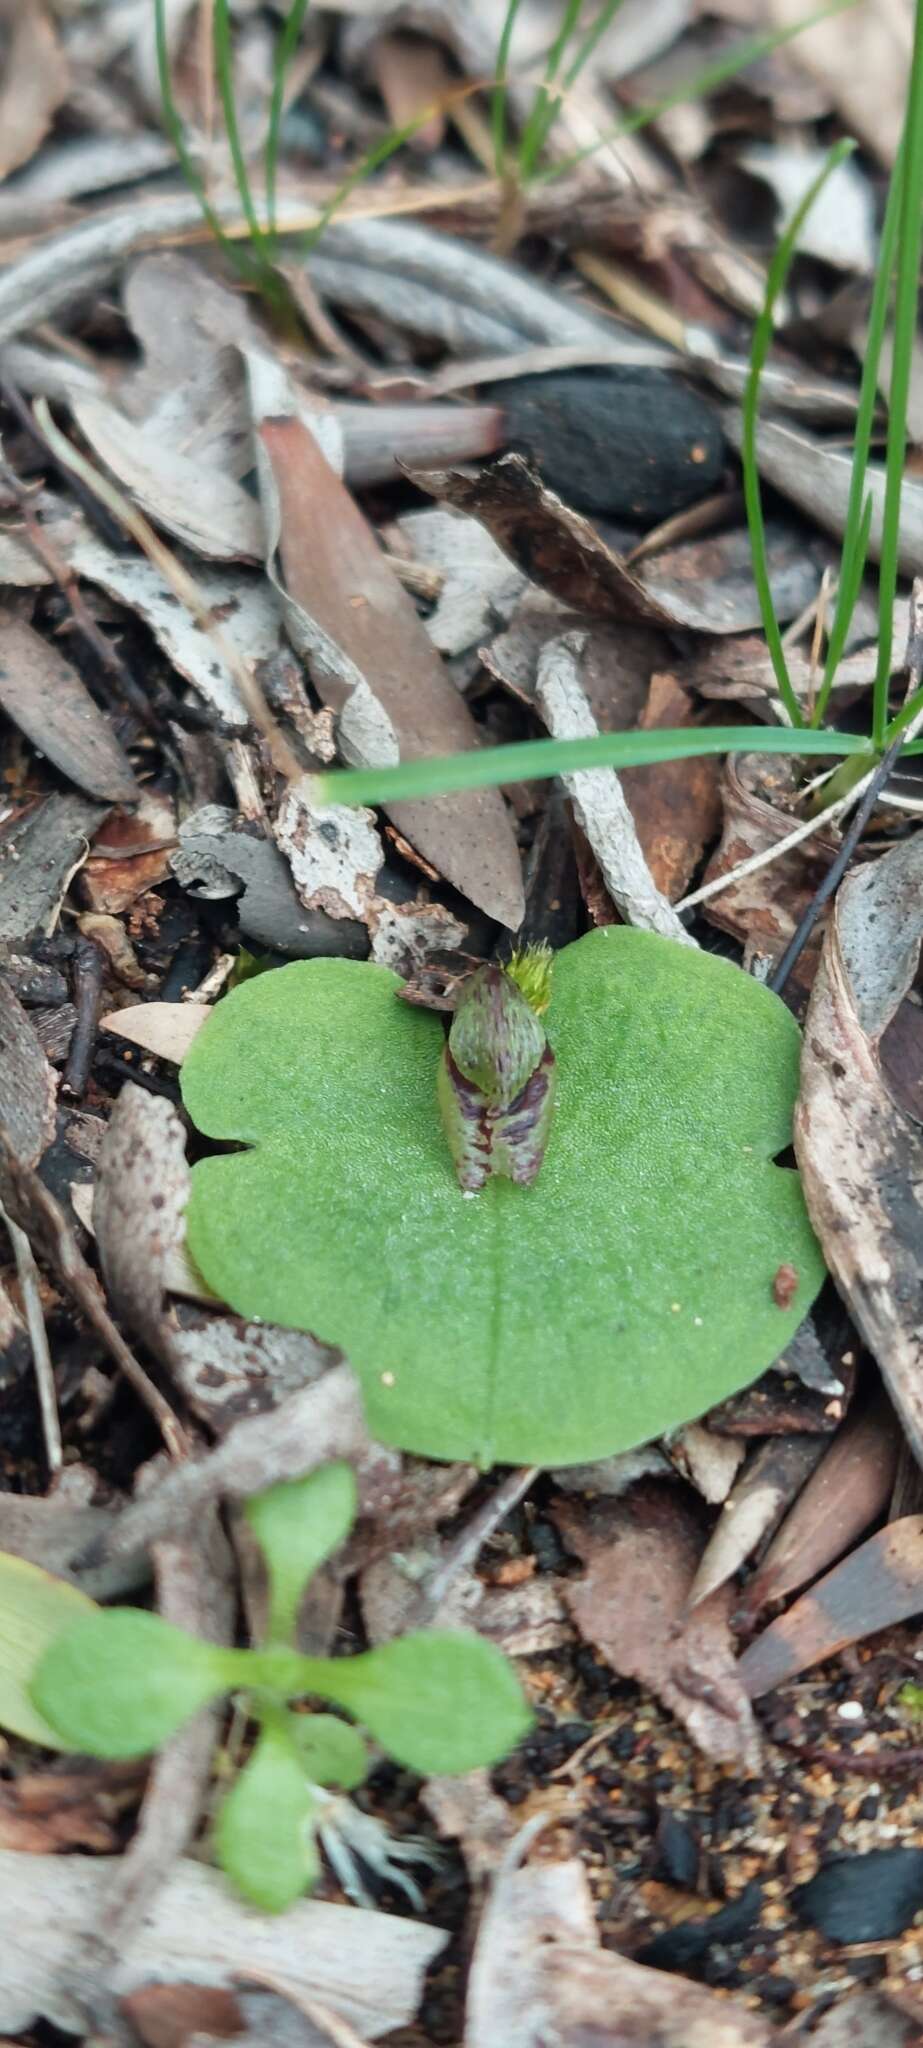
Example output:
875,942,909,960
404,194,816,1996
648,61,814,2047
440,959,556,1191
505,943,554,1016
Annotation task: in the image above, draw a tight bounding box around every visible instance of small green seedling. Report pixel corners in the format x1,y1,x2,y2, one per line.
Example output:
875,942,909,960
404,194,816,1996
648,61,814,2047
31,1463,530,1913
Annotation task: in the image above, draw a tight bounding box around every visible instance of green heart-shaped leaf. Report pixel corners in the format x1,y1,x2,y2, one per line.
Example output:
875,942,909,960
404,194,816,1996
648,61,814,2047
181,930,825,1466
215,1715,321,1912
31,1608,242,1758
246,1463,357,1643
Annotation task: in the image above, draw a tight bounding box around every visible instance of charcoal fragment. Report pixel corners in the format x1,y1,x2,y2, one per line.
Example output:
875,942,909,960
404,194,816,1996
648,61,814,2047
794,1848,923,1943
485,368,725,524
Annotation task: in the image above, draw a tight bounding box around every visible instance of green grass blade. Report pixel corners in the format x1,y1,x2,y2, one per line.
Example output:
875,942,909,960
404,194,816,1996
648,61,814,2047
534,0,855,184
213,0,273,266
154,0,247,276
813,143,904,727
300,104,461,253
492,0,524,177
266,0,312,240
519,0,584,179
743,137,856,733
812,490,875,728
311,726,868,810
526,0,629,171
562,0,627,90
873,0,923,749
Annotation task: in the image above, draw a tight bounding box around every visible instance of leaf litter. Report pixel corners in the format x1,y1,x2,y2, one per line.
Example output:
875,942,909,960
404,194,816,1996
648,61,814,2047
3,4,923,2040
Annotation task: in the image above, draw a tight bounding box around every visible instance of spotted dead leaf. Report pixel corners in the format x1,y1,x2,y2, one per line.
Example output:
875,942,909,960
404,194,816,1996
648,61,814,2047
795,829,923,1464
554,1483,760,1769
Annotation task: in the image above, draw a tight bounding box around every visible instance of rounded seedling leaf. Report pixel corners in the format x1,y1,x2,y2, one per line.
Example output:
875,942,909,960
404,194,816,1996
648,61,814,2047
30,1608,240,1759
289,1710,369,1789
313,1630,532,1777
0,1552,99,1749
215,1716,321,1913
181,932,825,1466
245,1463,357,1643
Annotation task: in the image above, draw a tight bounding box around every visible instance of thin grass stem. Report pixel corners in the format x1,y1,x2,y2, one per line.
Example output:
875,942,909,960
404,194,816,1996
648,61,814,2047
873,0,923,748
213,0,273,268
518,0,583,179
534,0,855,184
812,150,904,725
266,0,312,240
492,0,524,177
743,138,856,732
154,0,246,276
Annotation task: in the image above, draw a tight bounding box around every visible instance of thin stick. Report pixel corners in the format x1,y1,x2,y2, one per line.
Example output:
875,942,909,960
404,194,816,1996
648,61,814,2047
676,775,870,915
420,1464,538,1618
1,1205,62,1474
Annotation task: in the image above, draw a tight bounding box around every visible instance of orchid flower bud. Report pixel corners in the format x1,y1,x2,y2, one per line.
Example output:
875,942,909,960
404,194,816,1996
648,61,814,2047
438,946,556,1192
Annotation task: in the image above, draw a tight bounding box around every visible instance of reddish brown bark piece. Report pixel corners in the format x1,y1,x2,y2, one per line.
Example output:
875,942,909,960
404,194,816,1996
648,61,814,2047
259,416,524,929
620,672,722,900
738,1516,923,1698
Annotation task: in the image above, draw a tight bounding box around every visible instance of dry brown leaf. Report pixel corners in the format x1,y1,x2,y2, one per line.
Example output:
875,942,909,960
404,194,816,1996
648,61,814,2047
689,1432,825,1608
620,672,722,900
253,410,524,927
700,751,842,980
0,792,107,943
768,0,910,164
730,415,923,575
81,792,177,916
0,611,137,802
168,1306,334,1436
275,780,384,921
555,1484,760,1768
0,1766,133,1855
742,1393,902,1619
737,1516,923,1698
70,394,264,564
0,1,68,181
0,975,56,1169
94,1084,190,1369
796,830,923,1465
410,454,679,625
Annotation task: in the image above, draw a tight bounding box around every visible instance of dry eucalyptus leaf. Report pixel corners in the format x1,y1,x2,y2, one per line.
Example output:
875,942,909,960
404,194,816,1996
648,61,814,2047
0,611,137,803
94,1084,190,1367
555,1485,760,1768
0,975,56,1168
738,1516,923,1698
796,831,923,1466
70,393,264,564
252,403,524,929
742,1394,902,1618
0,0,68,181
